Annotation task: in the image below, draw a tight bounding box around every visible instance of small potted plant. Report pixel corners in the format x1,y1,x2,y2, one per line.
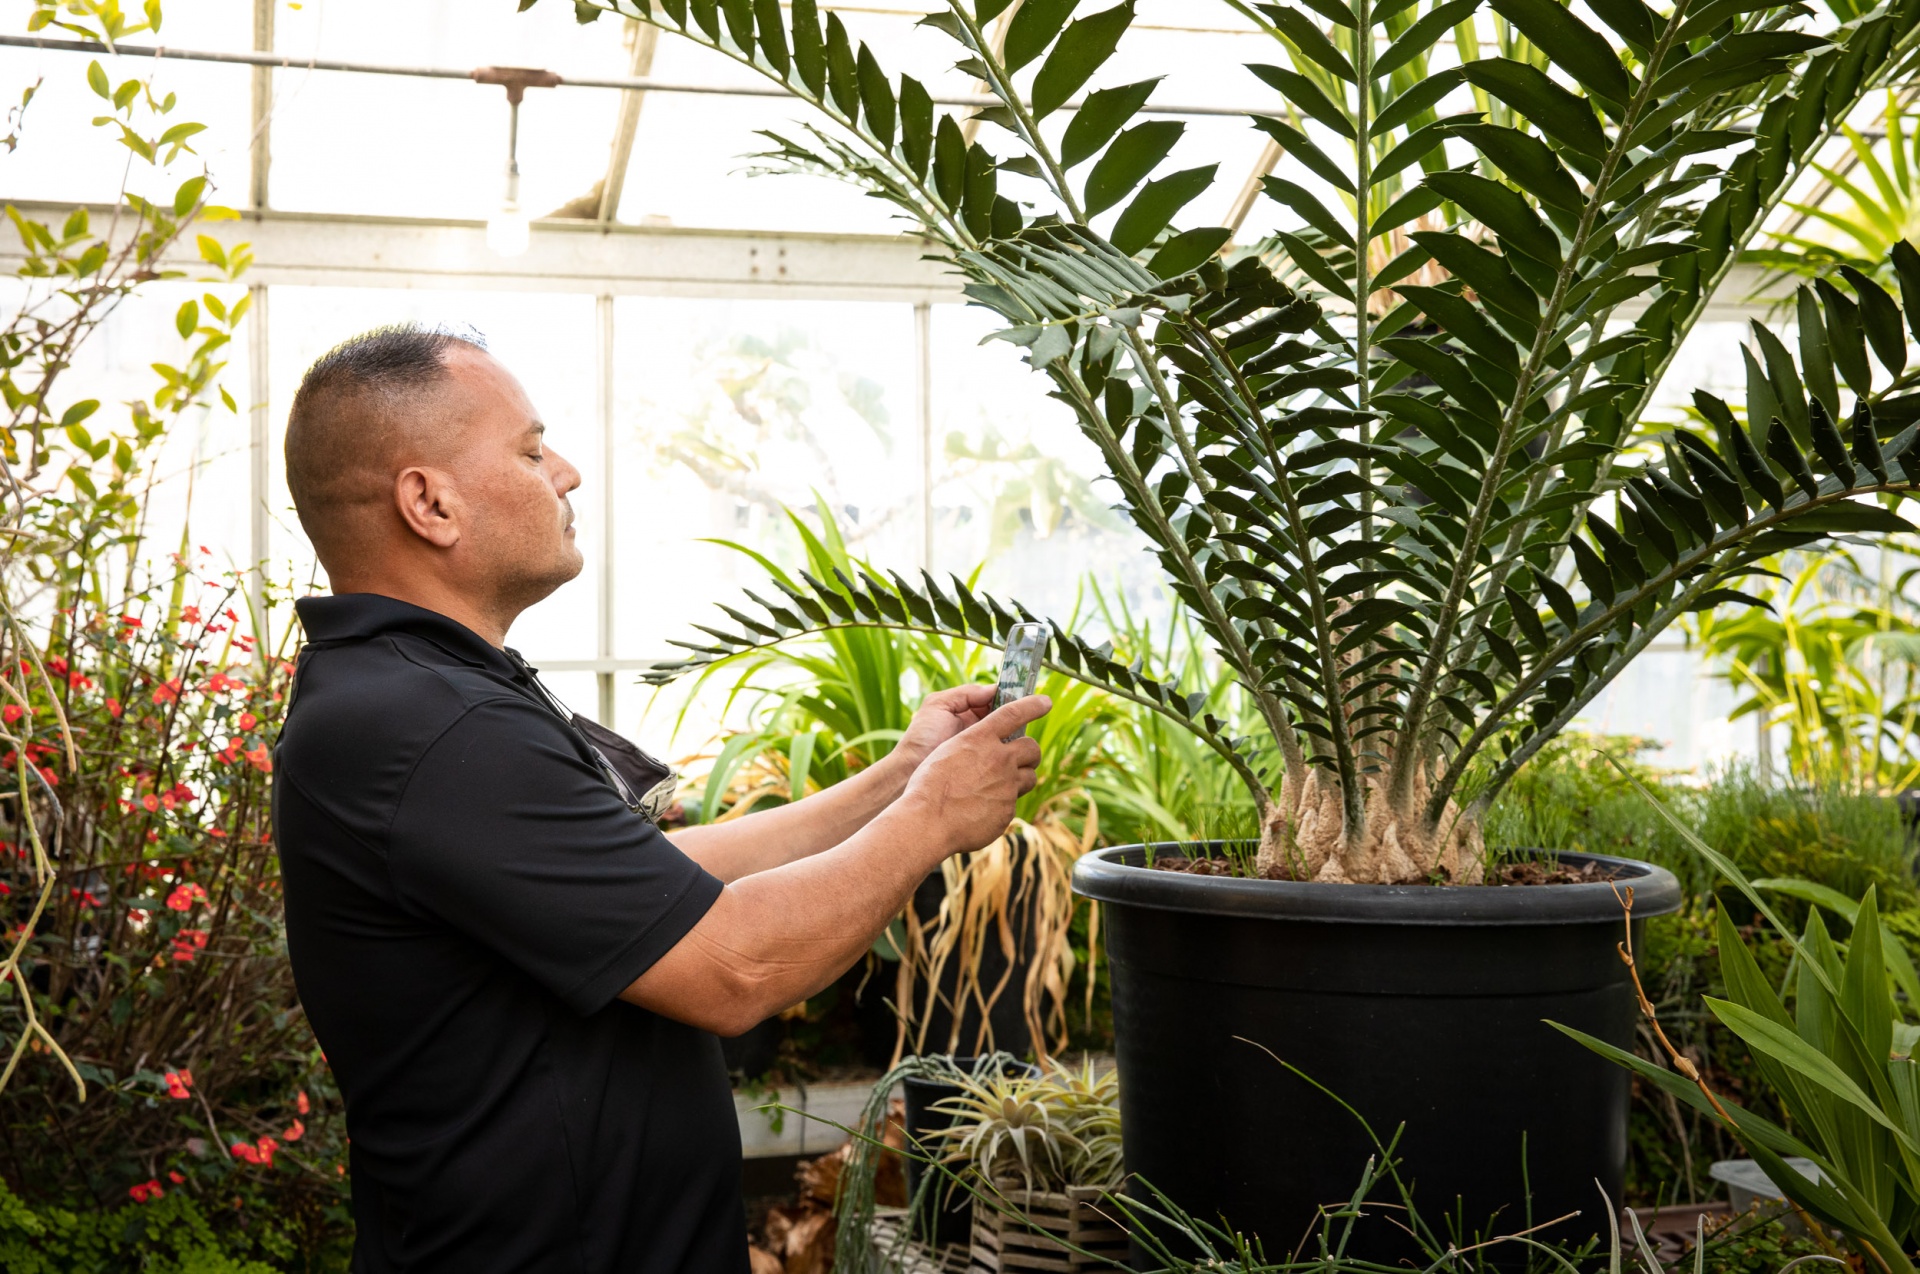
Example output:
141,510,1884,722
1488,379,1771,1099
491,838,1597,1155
929,1062,1127,1272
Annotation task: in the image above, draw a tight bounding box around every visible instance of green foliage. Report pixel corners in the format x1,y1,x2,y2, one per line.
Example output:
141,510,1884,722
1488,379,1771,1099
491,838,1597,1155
1690,545,1920,791
558,0,1920,878
1484,736,1912,900
1561,771,1920,1274
1748,91,1920,282
0,1174,339,1274
0,5,348,1262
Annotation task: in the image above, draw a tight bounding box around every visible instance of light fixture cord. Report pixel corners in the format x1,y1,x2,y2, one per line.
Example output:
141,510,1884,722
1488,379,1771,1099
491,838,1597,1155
504,89,522,206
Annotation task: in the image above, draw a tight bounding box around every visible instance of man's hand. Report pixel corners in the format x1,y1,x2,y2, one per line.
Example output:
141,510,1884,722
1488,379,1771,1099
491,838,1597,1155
624,692,1053,1034
887,684,998,774
899,694,1051,856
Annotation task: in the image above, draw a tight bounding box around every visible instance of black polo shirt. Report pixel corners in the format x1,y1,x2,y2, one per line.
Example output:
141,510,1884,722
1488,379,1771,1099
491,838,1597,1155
273,593,744,1274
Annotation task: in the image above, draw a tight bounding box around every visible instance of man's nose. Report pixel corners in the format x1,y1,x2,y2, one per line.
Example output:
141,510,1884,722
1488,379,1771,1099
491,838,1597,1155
549,447,583,496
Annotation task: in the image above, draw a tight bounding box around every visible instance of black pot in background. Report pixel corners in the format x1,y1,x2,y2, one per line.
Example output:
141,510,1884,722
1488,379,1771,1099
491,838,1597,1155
1072,845,1681,1266
854,867,1037,1068
902,1056,1041,1249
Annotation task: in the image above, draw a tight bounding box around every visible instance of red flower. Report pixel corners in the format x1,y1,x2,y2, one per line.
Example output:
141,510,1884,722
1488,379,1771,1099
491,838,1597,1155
119,615,143,629
244,746,272,774
105,697,122,718
207,828,228,840
1,705,22,724
168,1170,185,1184
68,673,92,691
255,1136,279,1167
215,743,240,764
180,606,202,625
128,1179,163,1202
141,794,160,813
164,1069,192,1099
170,929,208,962
165,883,207,912
0,884,10,896
237,712,257,731
151,680,180,705
229,1142,260,1165
296,1090,310,1115
223,609,238,623
283,1118,304,1142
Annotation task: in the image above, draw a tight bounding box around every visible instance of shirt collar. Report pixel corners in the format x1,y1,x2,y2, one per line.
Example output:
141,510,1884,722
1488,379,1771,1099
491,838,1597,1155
294,594,513,673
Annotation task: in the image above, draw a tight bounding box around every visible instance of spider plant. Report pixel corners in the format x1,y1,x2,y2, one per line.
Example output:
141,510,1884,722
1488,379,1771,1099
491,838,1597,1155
554,0,1920,888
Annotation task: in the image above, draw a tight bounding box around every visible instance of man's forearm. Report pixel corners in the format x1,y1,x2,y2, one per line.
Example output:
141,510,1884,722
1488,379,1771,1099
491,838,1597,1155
622,793,947,1032
665,752,912,883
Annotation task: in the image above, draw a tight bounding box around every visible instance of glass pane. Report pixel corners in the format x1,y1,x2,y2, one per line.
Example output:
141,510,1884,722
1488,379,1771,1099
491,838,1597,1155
928,303,1160,629
265,287,602,660
609,295,921,667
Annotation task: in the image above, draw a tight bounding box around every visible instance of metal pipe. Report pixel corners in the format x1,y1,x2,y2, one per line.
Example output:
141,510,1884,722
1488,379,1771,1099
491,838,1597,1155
0,33,1268,118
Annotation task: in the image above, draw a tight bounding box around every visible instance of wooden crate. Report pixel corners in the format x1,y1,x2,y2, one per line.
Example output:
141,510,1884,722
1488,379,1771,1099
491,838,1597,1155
968,1180,1129,1273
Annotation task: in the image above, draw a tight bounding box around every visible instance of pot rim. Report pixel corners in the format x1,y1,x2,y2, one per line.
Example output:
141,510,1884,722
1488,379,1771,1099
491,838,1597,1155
1070,843,1682,926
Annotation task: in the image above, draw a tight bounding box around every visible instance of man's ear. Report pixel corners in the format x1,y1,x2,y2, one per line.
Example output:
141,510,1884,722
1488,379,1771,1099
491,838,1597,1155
393,466,462,549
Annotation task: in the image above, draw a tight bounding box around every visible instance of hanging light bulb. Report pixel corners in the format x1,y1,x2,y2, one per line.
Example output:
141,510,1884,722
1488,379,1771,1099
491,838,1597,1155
486,78,532,258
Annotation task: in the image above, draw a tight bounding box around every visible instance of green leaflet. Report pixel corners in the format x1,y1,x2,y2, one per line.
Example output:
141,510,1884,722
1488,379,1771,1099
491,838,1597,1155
1004,0,1079,72
1031,1,1134,121
1084,120,1183,216
1110,166,1217,255
1060,78,1159,169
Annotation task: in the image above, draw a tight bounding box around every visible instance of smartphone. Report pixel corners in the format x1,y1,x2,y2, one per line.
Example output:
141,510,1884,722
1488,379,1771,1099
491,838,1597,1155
994,622,1052,740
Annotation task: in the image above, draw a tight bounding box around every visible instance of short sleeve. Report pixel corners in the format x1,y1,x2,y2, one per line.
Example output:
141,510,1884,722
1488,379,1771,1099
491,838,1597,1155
387,699,722,1015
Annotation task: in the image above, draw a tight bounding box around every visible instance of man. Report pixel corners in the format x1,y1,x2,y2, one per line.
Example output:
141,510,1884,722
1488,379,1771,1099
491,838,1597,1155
273,325,1050,1273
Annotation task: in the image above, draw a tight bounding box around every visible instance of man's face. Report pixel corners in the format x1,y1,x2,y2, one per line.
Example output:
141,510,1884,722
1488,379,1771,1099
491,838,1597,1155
438,345,584,609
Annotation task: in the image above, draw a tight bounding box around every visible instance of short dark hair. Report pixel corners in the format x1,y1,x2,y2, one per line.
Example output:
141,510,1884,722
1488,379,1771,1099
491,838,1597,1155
284,324,488,557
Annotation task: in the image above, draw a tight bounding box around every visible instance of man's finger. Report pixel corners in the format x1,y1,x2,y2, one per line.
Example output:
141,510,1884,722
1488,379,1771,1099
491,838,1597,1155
924,684,995,714
1011,737,1042,769
976,694,1051,738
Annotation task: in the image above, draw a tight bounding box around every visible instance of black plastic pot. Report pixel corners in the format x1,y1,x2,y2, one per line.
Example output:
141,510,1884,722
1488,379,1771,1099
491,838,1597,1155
1071,845,1681,1264
902,1057,1041,1248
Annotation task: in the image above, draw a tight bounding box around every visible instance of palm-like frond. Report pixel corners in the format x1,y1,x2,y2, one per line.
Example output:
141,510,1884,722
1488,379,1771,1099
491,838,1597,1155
544,0,1920,879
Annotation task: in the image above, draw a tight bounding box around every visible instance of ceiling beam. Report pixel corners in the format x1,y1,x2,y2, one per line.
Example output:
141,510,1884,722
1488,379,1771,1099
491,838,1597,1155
597,21,659,224
0,202,964,302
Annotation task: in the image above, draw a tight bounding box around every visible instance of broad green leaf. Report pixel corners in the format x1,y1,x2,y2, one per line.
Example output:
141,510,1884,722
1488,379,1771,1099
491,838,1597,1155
1262,177,1353,248
1460,60,1607,160
1259,4,1357,82
1488,0,1633,109
1084,120,1183,216
1247,64,1354,139
1004,0,1078,72
721,0,755,54
1110,165,1216,255
824,13,860,119
791,0,827,96
899,76,933,178
855,44,894,148
754,0,789,76
1374,0,1482,81
1374,67,1465,135
1061,79,1159,168
1031,1,1134,121
1705,997,1914,1149
1147,227,1230,277
1453,124,1585,213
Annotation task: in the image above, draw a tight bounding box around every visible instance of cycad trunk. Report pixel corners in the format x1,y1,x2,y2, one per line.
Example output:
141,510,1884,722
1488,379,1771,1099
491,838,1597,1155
1257,767,1485,884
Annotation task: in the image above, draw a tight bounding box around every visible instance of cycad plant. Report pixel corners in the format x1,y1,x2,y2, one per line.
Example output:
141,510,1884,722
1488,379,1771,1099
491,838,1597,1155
548,0,1920,883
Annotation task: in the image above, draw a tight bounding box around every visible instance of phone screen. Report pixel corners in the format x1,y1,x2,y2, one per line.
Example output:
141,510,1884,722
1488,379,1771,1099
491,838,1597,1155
994,623,1051,737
